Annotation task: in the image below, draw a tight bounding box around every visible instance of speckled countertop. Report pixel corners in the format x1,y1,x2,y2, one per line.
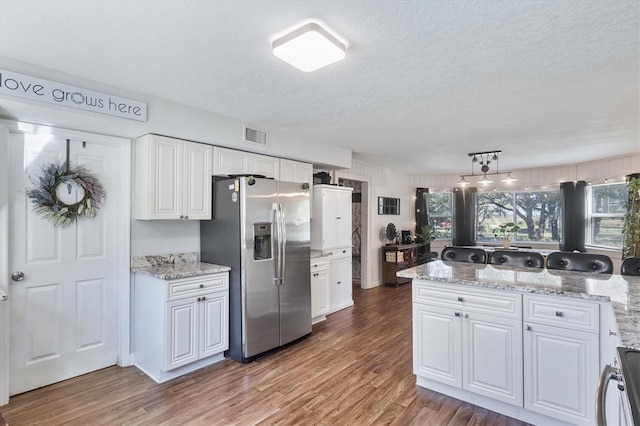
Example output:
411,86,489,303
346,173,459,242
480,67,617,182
398,260,640,349
131,252,230,280
311,250,331,259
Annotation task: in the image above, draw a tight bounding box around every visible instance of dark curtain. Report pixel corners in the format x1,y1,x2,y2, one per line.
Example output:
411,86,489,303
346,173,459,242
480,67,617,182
560,181,586,252
452,187,477,246
415,188,429,261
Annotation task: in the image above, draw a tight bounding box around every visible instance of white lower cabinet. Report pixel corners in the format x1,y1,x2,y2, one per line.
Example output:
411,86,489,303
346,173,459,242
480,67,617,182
523,295,600,425
133,272,229,383
413,280,602,425
310,257,330,323
413,283,522,407
328,248,353,314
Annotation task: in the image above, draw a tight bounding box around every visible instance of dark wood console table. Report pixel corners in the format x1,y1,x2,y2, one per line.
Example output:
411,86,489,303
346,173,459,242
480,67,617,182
382,243,420,287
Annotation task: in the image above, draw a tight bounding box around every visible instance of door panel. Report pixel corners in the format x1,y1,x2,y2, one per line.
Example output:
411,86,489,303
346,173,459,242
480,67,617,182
200,293,228,358
242,178,279,358
9,131,119,395
278,181,311,345
166,299,198,370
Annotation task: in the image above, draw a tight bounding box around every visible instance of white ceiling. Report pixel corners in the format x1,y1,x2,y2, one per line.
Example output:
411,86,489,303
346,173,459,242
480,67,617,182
0,0,638,174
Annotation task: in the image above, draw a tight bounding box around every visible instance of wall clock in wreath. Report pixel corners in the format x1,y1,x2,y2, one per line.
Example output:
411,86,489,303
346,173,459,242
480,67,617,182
27,139,106,227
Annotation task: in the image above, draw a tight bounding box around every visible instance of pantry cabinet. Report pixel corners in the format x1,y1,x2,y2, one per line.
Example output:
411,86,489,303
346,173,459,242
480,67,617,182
133,272,229,383
212,146,279,179
135,134,212,220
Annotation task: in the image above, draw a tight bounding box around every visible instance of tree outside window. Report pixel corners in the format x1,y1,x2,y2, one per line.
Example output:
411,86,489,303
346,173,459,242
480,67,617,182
477,190,561,243
427,192,452,239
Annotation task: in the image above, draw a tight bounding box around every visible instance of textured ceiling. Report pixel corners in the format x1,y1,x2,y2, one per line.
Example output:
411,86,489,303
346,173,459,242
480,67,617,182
0,0,638,174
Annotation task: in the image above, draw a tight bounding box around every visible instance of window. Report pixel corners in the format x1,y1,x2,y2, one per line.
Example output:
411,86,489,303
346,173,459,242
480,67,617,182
587,183,626,248
476,190,561,244
427,192,452,239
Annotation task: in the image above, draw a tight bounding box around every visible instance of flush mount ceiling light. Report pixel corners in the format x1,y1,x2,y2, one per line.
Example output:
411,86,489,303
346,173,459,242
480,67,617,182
456,150,517,186
272,23,346,72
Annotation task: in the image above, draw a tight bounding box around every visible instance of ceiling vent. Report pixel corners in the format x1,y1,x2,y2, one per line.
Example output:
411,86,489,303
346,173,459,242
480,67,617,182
244,125,268,146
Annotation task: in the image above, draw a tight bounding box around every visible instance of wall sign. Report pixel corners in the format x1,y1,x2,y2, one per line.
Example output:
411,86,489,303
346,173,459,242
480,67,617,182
0,69,147,122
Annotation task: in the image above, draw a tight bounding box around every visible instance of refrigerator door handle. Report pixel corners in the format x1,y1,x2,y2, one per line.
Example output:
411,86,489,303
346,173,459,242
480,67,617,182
280,202,286,286
273,203,281,286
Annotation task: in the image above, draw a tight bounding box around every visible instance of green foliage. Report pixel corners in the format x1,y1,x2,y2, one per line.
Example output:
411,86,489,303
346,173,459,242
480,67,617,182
493,222,520,239
623,177,640,258
416,224,437,245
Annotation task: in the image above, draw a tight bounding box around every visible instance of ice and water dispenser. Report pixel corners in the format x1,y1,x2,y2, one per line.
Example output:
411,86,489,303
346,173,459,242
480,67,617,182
253,222,272,260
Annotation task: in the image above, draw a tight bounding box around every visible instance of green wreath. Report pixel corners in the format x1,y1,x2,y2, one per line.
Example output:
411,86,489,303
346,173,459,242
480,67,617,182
27,162,106,227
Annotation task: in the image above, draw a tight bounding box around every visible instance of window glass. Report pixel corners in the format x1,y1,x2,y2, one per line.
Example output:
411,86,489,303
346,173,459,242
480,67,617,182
476,190,561,244
427,192,452,239
587,183,626,248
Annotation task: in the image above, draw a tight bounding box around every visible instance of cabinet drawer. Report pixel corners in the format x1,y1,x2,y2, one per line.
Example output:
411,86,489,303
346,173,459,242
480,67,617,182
414,281,521,319
168,274,229,301
523,295,599,333
327,247,352,261
310,258,329,272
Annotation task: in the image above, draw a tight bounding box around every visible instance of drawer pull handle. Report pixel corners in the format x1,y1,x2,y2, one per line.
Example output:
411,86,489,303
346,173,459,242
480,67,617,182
555,311,563,317
454,312,461,317
337,281,342,284
199,284,204,288
457,297,463,302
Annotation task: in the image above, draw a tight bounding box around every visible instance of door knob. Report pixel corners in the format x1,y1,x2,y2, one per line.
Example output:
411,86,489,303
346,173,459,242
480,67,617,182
11,271,25,281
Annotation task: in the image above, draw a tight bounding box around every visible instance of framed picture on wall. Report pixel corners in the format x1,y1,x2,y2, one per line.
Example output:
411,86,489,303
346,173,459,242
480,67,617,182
378,197,400,215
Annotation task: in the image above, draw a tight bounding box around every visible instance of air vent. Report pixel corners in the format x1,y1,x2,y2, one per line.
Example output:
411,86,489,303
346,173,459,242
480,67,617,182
244,126,268,146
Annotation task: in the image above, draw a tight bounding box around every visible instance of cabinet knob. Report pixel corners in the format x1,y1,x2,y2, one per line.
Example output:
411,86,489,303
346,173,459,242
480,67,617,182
337,281,342,284
454,312,461,317
202,296,206,301
555,311,563,317
184,215,189,219
457,296,463,302
336,217,341,219
199,284,204,288
197,297,202,302
526,325,532,331
464,313,469,318
179,215,184,219
313,273,319,277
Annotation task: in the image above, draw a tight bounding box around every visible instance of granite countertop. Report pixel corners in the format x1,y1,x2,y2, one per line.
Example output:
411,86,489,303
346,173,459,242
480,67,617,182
311,250,331,259
131,252,231,280
399,260,640,349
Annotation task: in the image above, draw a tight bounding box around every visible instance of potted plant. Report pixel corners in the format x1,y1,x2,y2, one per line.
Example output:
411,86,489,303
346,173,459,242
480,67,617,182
623,176,640,258
416,224,438,263
493,222,520,249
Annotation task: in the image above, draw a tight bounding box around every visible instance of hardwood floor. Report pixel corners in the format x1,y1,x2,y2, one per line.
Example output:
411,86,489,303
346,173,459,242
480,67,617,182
2,284,529,425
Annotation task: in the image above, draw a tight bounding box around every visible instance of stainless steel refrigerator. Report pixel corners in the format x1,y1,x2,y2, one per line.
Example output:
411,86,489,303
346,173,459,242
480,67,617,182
200,177,311,362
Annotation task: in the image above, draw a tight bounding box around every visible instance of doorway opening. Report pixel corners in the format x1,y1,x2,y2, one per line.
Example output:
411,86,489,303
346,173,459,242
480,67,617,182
338,176,369,289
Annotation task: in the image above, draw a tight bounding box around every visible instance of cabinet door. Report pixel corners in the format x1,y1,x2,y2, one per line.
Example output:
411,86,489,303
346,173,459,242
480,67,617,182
213,147,248,176
462,312,523,406
329,254,352,312
152,136,182,219
249,153,279,179
199,292,228,358
311,268,330,318
413,304,462,388
165,298,199,371
335,189,352,247
524,322,599,424
279,159,297,182
183,142,212,220
320,189,339,248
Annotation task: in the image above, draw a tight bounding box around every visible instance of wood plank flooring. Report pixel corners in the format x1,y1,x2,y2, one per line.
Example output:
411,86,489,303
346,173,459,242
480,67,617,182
2,283,530,425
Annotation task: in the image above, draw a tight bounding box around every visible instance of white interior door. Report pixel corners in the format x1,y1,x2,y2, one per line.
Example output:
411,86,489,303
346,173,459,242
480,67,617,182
8,130,120,395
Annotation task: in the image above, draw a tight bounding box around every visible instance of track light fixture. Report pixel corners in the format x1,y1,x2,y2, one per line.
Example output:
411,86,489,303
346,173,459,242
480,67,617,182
456,150,516,186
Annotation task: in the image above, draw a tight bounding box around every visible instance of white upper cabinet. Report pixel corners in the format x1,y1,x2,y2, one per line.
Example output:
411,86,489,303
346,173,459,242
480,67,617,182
280,159,313,184
213,146,279,179
135,134,212,220
312,185,353,250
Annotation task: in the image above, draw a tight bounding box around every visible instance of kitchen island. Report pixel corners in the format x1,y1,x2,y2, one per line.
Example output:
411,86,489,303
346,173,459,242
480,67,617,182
398,260,639,425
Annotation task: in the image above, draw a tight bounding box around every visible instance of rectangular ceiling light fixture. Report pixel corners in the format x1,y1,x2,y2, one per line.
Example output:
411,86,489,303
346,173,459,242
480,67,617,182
272,23,345,72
